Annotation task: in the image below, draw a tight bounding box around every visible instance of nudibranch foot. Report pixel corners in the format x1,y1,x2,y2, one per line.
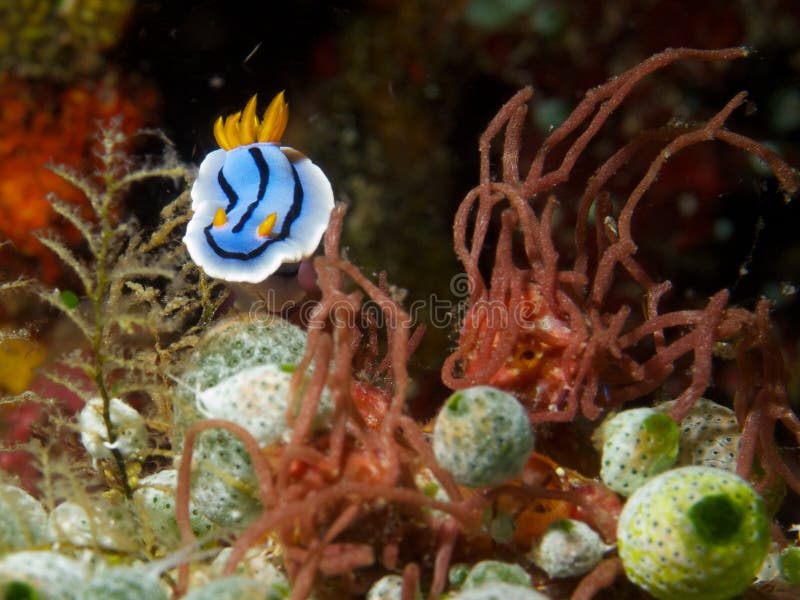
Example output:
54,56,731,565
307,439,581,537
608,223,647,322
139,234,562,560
184,92,333,285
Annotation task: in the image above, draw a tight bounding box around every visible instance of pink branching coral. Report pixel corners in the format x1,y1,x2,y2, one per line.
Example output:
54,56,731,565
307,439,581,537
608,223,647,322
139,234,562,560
441,47,800,495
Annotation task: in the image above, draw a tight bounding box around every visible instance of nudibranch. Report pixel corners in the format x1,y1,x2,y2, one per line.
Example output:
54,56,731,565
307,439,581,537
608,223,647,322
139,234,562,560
184,92,334,283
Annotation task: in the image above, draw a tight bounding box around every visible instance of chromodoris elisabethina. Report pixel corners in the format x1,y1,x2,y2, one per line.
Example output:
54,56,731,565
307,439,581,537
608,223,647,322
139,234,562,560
184,92,334,283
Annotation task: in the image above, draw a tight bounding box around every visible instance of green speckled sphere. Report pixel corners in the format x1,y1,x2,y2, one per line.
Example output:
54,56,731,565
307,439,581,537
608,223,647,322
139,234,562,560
189,428,264,528
174,314,308,437
183,314,307,391
654,399,741,471
618,466,769,600
599,407,680,496
132,469,214,548
433,386,533,488
171,315,310,531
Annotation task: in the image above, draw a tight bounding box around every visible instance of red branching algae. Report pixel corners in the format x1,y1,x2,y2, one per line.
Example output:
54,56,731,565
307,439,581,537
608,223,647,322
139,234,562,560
442,47,800,499
177,206,482,599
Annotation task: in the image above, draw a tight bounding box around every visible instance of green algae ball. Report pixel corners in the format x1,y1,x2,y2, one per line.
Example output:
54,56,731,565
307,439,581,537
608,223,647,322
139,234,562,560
598,407,679,496
618,466,769,600
433,386,533,488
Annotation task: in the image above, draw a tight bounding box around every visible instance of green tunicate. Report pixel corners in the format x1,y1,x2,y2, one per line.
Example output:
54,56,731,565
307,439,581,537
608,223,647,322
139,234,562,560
179,313,308,393
190,429,263,529
193,363,333,448
132,469,214,550
618,466,769,600
433,386,533,488
171,315,311,532
598,407,679,495
653,398,741,472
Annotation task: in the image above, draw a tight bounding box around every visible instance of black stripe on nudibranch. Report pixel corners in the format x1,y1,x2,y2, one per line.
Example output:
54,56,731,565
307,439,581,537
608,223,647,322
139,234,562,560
252,147,269,200
202,153,305,261
232,147,271,233
279,163,304,238
217,169,238,212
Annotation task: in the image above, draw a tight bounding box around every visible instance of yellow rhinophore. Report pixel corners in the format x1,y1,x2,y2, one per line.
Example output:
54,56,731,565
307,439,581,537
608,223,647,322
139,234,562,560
213,207,227,227
213,92,289,150
257,212,278,238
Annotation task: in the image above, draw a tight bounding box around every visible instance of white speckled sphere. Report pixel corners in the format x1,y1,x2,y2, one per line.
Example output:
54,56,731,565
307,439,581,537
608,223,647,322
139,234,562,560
531,519,609,578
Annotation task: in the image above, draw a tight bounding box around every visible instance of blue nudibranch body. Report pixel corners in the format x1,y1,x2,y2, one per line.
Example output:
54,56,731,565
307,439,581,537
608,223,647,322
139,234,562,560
184,92,334,283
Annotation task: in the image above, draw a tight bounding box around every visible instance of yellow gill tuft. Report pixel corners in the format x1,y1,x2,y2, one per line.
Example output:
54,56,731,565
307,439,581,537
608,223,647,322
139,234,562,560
213,91,289,150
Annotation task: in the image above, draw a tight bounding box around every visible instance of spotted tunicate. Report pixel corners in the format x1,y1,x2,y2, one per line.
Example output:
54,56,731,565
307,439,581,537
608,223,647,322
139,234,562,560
433,386,533,488
618,466,769,600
